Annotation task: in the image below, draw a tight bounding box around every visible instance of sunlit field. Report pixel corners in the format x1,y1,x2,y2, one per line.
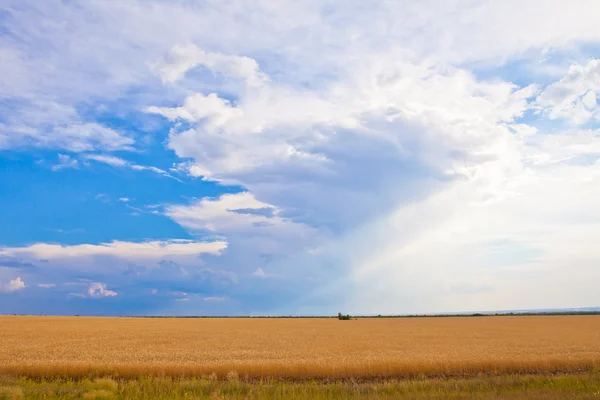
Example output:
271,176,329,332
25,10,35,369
1,316,600,380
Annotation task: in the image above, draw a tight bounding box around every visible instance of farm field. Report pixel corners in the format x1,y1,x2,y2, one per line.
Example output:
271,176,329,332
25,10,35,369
1,315,600,380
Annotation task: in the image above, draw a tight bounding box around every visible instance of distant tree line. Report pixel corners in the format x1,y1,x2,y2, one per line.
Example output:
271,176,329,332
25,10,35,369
338,312,352,320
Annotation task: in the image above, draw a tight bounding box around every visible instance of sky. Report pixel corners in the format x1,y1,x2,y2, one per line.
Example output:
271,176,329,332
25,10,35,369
1,0,600,316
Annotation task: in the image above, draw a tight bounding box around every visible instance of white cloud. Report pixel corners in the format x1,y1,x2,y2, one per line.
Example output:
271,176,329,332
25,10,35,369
52,154,79,171
118,197,130,203
0,240,227,275
146,93,243,127
85,154,179,180
165,192,324,282
537,59,600,125
86,154,129,167
130,164,173,176
2,0,600,155
166,192,280,233
37,283,56,288
0,277,26,293
0,100,133,152
171,161,213,180
0,120,133,153
152,44,267,85
252,268,266,278
160,50,535,231
52,123,134,152
88,282,118,298
252,268,273,278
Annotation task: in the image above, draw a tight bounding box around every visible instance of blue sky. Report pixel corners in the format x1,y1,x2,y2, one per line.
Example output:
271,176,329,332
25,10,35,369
1,0,600,316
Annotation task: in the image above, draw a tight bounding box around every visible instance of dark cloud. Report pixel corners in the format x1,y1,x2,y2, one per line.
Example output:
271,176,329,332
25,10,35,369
0,256,36,269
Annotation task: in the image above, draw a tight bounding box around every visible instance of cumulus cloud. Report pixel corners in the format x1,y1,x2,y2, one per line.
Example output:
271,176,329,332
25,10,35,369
157,50,600,314
159,50,536,233
171,161,213,180
152,44,267,85
167,192,279,232
0,277,26,293
146,93,243,127
135,4,600,313
536,59,600,125
88,282,118,298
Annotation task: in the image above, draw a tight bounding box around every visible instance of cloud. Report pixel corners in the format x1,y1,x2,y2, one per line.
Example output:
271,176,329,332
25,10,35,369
118,197,130,203
252,268,273,278
0,240,227,268
2,0,600,155
536,59,600,125
2,237,236,314
152,44,267,85
171,161,213,180
85,154,180,180
165,192,321,271
52,123,133,152
37,283,56,288
0,119,134,153
0,256,36,269
0,100,134,152
167,192,280,233
159,48,535,235
146,93,243,127
153,42,598,314
88,282,118,298
86,154,129,167
0,277,26,293
52,154,79,171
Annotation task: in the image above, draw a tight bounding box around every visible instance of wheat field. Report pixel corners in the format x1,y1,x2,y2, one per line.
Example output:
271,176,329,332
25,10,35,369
1,316,600,380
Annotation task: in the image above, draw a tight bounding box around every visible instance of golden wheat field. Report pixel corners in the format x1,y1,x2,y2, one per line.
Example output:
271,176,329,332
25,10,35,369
1,316,600,380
